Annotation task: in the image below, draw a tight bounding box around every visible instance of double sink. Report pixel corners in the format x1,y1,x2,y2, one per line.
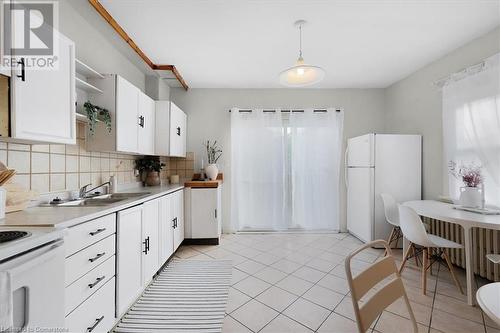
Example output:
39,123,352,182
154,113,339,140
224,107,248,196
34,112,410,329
47,192,150,207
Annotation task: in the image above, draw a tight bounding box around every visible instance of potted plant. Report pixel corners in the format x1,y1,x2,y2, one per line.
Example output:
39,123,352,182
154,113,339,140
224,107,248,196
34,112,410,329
135,156,166,186
83,101,112,135
204,140,222,180
449,161,483,208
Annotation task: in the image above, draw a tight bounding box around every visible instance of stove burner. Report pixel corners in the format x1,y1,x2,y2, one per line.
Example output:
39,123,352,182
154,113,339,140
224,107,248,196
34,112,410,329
0,231,31,244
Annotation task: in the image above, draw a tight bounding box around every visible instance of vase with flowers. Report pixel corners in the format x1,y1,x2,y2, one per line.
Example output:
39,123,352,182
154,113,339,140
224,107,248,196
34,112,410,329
204,140,222,180
449,161,483,208
135,156,166,186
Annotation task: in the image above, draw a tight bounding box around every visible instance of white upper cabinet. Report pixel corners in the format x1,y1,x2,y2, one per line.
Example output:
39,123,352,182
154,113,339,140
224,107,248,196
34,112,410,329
154,101,170,156
88,75,157,155
10,32,76,144
168,102,187,157
137,92,155,155
116,75,139,153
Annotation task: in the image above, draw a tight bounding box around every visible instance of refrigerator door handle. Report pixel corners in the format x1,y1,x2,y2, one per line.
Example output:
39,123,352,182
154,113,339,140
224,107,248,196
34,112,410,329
344,147,349,189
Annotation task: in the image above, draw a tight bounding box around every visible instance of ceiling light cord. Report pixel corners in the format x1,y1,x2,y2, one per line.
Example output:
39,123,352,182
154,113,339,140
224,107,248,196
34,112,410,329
298,24,303,59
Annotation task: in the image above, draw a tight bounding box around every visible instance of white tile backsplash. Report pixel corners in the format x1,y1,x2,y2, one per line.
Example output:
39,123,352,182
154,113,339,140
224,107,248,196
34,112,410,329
8,150,30,173
50,154,65,173
66,155,78,173
31,174,50,193
31,153,50,173
79,156,91,173
50,174,66,191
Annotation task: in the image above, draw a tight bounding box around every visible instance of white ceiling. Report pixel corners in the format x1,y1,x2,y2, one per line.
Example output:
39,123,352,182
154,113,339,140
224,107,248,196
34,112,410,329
99,0,500,89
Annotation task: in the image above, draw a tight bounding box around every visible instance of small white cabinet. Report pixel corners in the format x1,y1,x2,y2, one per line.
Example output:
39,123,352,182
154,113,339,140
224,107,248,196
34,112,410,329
184,186,221,243
155,101,187,157
158,194,174,265
138,92,155,155
10,32,76,144
172,189,185,250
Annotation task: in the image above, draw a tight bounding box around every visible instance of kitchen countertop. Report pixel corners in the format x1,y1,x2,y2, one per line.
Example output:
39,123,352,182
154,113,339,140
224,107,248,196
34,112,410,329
0,184,184,229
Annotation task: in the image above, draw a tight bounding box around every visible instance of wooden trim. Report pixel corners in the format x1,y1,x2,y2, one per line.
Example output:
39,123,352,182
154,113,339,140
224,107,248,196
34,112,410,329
88,0,189,90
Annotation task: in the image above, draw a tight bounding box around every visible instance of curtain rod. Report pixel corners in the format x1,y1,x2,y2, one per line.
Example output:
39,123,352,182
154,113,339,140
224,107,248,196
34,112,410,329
229,109,341,113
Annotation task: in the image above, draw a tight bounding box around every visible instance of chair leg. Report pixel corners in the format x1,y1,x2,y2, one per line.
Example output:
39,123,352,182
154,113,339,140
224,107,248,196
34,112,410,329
443,250,464,295
429,248,433,276
399,242,413,274
422,248,428,295
384,227,396,256
412,244,419,267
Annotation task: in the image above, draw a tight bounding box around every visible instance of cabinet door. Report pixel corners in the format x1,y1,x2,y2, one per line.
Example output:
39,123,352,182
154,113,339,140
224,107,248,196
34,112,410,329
137,92,155,155
142,198,159,285
158,194,174,266
116,206,143,318
191,189,219,239
169,102,187,157
172,190,185,250
154,101,170,156
116,75,139,153
0,2,10,77
10,32,76,144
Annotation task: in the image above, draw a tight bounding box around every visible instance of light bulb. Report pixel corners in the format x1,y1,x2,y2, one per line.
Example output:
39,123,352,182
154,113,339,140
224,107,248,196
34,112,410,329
297,67,305,75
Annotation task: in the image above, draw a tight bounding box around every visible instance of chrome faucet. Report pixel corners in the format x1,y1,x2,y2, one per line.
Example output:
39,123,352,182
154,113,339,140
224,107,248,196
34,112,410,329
79,182,111,199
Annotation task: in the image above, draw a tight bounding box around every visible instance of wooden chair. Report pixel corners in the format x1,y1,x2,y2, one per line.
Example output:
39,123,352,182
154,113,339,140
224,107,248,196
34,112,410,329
345,240,417,333
398,206,464,295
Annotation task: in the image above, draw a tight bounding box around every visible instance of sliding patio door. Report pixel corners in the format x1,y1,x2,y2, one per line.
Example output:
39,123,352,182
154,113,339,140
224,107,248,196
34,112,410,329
230,108,343,231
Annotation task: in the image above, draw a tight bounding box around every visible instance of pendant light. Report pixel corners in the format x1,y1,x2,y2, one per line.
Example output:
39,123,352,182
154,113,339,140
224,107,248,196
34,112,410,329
279,20,325,87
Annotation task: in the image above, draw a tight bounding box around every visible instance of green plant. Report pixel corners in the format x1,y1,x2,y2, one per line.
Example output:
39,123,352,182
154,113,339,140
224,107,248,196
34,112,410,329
83,101,112,135
204,140,222,164
135,156,166,173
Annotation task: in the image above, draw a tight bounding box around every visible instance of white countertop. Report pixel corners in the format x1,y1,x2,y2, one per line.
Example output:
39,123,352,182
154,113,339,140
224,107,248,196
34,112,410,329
0,184,184,229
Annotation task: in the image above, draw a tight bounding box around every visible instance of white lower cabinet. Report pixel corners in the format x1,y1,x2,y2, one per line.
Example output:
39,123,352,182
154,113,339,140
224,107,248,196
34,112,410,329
158,194,174,265
116,205,143,318
172,190,185,250
65,277,116,333
142,198,160,285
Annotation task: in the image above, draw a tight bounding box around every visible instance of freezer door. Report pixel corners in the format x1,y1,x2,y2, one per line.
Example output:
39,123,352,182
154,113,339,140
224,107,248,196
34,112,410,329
347,167,374,243
347,134,375,167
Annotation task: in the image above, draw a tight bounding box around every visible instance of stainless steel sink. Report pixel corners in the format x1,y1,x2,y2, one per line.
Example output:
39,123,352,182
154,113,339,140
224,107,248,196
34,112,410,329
56,198,126,206
41,192,151,207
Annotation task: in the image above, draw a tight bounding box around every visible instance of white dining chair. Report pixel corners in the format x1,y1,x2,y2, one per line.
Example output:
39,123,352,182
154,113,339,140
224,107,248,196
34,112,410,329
380,193,402,256
398,206,464,295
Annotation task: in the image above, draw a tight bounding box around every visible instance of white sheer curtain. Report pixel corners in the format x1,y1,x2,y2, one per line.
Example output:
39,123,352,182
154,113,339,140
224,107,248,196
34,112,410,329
442,53,500,207
230,109,286,231
289,109,344,230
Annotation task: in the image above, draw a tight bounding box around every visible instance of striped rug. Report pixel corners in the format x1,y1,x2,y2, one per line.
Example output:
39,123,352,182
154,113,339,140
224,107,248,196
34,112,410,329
114,259,232,333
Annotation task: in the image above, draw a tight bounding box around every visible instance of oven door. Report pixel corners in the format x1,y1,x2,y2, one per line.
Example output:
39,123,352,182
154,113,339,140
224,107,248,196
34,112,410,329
1,240,65,333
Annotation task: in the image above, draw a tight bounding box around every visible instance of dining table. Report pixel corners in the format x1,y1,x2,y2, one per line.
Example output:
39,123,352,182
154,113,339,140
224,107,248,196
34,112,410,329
403,200,500,306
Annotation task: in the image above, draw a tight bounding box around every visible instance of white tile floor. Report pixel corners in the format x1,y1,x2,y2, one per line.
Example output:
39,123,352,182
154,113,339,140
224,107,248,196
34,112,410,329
174,232,500,333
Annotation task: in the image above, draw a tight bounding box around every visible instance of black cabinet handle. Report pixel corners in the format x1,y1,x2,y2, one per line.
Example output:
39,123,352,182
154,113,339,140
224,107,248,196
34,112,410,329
87,315,104,332
88,275,106,289
88,252,106,263
17,58,25,82
215,209,217,219
176,127,181,136
89,228,106,236
143,236,149,254
138,115,145,128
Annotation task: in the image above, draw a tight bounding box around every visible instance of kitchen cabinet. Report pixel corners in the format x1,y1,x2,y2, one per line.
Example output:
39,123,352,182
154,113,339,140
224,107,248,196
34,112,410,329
116,76,139,153
172,189,185,250
184,186,221,243
158,194,174,265
116,205,143,318
155,101,187,157
142,198,159,285
87,75,156,155
0,2,10,77
10,32,76,144
138,92,155,155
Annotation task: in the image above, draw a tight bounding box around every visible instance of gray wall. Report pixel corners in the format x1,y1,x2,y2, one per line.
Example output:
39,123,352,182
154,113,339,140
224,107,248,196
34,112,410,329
385,27,500,200
171,88,386,232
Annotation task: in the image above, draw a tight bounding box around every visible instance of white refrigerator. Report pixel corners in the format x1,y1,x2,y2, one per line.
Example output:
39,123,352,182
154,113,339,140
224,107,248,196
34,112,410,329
346,134,422,243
